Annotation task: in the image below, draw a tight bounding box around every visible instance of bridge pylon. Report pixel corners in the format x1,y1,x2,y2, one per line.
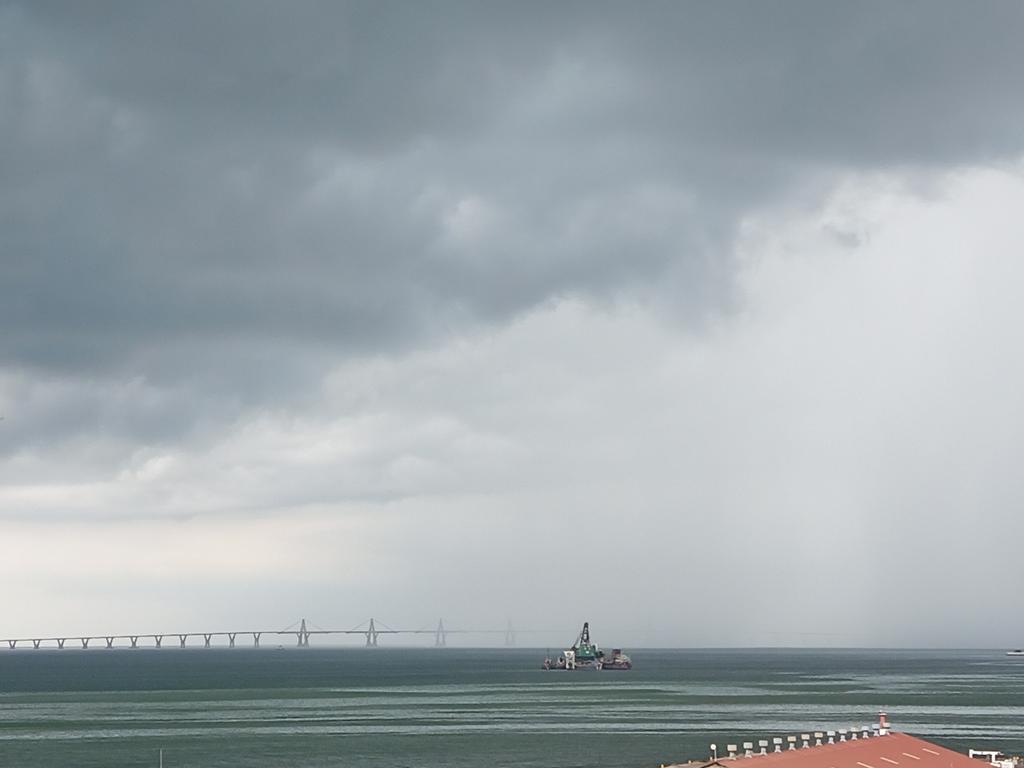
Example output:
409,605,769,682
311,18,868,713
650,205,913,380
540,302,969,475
297,618,310,647
365,618,379,647
435,619,447,647
504,619,516,647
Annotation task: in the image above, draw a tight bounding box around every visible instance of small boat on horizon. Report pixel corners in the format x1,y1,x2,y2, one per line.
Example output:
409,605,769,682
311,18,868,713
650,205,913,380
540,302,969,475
1006,649,1024,656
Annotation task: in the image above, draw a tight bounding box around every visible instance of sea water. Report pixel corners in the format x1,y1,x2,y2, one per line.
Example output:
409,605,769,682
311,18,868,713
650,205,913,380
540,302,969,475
1,648,1022,768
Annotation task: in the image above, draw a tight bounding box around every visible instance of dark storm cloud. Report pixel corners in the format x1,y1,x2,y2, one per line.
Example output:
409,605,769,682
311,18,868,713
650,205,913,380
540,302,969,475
2,1,1024,407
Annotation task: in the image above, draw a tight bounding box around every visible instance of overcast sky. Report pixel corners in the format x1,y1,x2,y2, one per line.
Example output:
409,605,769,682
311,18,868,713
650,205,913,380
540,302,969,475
2,1,1024,647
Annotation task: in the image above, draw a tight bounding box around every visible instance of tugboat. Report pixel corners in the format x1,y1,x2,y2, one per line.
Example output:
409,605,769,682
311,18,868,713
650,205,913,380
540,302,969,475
601,648,633,670
541,622,631,670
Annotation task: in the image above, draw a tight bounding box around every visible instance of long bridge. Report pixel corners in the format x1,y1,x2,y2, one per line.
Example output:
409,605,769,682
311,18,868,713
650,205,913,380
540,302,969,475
0,618,519,650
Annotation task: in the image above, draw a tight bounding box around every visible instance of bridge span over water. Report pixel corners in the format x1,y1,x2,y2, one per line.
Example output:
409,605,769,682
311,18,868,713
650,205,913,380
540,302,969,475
0,618,520,650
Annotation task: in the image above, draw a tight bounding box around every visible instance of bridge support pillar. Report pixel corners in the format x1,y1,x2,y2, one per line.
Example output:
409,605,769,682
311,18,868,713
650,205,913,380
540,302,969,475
155,635,163,648
81,638,90,649
435,619,447,648
32,639,41,649
130,636,139,648
365,618,378,647
57,638,66,649
253,632,261,647
7,640,15,649
106,636,115,649
504,620,516,647
203,634,212,648
228,633,236,648
179,634,188,648
297,619,310,647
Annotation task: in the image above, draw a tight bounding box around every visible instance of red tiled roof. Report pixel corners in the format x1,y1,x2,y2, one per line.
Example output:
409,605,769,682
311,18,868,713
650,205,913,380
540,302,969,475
701,733,981,768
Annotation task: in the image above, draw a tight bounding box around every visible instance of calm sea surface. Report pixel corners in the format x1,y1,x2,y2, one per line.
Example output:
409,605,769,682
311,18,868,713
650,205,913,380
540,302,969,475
1,648,1021,767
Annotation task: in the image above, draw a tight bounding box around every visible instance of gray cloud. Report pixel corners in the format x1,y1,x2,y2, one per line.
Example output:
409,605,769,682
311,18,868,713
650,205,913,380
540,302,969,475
3,2,1024,643
5,3,1023,388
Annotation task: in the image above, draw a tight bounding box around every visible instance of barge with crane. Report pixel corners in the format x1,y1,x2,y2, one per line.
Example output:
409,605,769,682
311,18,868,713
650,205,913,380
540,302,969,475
541,622,632,670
